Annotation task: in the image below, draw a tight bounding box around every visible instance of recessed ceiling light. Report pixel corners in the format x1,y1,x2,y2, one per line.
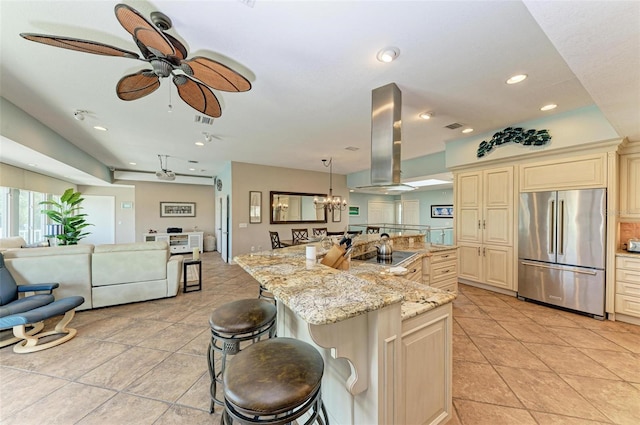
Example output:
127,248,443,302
376,47,400,63
462,128,474,134
28,163,37,167
129,162,137,166
189,167,196,171
93,126,108,131
540,103,557,111
506,74,527,84
419,112,432,120
195,141,205,146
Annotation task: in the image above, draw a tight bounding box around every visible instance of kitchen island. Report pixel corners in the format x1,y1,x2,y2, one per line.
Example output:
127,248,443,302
234,236,457,425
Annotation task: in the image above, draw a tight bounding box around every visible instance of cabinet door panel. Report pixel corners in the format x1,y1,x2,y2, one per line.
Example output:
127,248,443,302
483,207,512,245
458,209,481,242
620,153,640,217
457,173,481,208
484,167,512,207
458,244,482,282
484,245,513,290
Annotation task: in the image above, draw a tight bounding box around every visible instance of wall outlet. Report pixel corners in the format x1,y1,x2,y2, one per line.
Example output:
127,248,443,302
239,223,247,228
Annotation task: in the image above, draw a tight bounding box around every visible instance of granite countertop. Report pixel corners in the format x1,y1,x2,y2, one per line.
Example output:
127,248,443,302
234,237,457,325
616,250,640,258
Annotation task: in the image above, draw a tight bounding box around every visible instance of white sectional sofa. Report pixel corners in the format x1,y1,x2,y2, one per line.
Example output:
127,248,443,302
2,241,183,310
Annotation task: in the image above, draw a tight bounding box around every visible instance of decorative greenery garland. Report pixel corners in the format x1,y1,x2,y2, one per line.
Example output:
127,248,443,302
477,127,551,158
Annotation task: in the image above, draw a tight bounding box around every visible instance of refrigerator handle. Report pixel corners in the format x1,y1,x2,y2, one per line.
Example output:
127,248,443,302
559,200,564,255
549,200,555,254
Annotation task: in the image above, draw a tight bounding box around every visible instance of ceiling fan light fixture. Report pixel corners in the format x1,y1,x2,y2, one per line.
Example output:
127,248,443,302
506,74,527,84
377,47,400,63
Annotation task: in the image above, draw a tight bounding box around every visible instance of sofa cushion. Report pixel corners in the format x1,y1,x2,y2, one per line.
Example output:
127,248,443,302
0,237,27,250
92,241,169,287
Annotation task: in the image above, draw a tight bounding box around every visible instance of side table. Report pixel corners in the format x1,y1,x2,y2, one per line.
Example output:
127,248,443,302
183,259,202,293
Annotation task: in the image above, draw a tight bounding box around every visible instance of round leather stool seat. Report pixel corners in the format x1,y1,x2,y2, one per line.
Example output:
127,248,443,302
208,299,277,414
209,299,277,335
223,337,329,425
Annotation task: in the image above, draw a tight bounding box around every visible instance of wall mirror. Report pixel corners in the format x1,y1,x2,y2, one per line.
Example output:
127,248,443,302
249,191,262,223
270,191,327,224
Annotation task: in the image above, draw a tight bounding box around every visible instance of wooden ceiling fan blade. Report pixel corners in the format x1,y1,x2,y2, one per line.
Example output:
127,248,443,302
163,33,188,60
116,70,160,101
20,33,140,59
181,56,251,92
173,75,221,118
114,3,175,57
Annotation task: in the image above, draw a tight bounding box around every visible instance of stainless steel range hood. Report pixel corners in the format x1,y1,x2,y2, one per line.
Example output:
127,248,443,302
356,83,415,194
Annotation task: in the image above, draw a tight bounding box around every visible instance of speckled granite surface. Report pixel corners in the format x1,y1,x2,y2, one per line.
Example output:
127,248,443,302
617,250,640,259
234,238,457,325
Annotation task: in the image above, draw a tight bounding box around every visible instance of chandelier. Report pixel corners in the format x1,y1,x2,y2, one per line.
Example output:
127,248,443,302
313,158,347,213
272,195,288,211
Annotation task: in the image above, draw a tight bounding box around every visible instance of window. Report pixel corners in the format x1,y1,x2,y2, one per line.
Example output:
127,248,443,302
1,187,55,244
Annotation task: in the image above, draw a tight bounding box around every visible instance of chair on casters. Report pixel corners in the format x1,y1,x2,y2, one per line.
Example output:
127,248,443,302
312,227,327,237
366,226,380,234
222,337,330,425
208,299,277,414
291,228,309,245
0,253,84,353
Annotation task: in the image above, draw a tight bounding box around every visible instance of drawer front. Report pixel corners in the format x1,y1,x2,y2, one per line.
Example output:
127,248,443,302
616,256,640,271
431,251,457,264
615,294,640,318
430,279,457,292
616,279,640,297
431,261,457,283
617,268,640,285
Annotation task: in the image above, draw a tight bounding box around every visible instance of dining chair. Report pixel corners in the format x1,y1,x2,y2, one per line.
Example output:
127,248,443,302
269,231,283,249
312,227,327,236
291,228,309,245
366,226,380,234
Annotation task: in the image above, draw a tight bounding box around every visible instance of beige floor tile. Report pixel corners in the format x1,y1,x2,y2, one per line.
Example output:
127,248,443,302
530,411,613,424
592,329,640,353
453,361,523,408
478,305,532,323
125,352,206,402
452,319,465,335
454,399,537,425
1,382,115,425
105,318,173,345
579,348,640,383
522,310,584,328
454,317,514,340
464,294,511,308
561,374,640,425
448,406,463,425
76,392,170,425
471,336,550,371
74,315,138,340
0,370,69,420
452,293,474,305
155,404,220,425
500,321,570,345
453,303,491,319
137,322,204,352
524,343,619,380
175,371,212,411
453,333,487,363
177,328,211,356
548,327,628,352
495,366,609,422
78,346,172,390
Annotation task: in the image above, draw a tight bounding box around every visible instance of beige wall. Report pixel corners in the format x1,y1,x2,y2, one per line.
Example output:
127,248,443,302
78,184,136,244
127,180,216,242
230,161,348,257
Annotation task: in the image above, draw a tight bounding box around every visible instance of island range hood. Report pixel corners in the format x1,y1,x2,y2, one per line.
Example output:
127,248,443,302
356,83,415,195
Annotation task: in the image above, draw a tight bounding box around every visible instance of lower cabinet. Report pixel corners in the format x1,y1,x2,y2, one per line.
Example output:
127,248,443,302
399,303,453,425
423,249,458,292
144,232,203,254
458,243,513,290
405,257,423,283
615,255,640,319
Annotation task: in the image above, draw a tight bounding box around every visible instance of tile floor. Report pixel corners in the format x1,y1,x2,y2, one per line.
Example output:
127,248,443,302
1,252,639,425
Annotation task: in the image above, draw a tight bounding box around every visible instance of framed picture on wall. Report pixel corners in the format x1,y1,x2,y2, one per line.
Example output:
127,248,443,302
249,191,262,223
348,206,360,216
431,205,453,218
160,202,196,217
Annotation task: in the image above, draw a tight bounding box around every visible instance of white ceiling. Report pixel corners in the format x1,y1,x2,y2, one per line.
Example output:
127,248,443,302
1,1,638,185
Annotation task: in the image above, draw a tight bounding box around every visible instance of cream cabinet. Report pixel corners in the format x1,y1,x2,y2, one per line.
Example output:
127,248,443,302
519,153,607,191
619,152,640,218
144,231,203,254
399,303,452,425
423,249,458,292
456,166,515,291
615,255,640,320
404,256,423,283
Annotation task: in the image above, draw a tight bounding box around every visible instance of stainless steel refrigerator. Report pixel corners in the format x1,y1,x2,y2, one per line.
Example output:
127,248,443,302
518,189,606,318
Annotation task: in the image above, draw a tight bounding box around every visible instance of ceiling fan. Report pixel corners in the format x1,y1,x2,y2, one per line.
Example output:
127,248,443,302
20,3,251,118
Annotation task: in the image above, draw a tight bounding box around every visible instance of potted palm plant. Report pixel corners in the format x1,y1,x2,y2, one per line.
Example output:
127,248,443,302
40,188,92,245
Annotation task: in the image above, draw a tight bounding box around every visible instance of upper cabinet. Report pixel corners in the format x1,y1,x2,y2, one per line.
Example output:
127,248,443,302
519,153,607,192
620,151,640,219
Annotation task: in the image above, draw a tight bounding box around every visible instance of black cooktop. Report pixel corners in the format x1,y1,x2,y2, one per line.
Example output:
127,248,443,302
352,250,417,266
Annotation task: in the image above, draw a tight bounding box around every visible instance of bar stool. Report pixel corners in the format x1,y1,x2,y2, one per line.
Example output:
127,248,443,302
208,299,277,413
222,337,330,425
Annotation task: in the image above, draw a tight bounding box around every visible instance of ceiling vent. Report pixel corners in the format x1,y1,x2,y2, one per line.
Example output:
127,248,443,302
195,115,215,125
445,122,463,130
